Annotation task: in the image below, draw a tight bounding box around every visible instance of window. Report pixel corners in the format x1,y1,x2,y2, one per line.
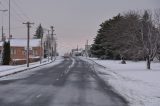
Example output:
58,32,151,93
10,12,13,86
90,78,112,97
11,48,16,55
22,49,25,55
33,50,38,56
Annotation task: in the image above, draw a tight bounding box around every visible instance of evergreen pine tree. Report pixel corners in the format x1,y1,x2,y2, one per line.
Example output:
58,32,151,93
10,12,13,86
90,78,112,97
91,14,123,59
34,24,44,39
2,41,11,65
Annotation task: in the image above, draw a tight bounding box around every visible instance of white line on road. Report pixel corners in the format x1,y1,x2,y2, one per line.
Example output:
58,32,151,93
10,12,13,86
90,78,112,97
65,58,75,74
36,94,42,98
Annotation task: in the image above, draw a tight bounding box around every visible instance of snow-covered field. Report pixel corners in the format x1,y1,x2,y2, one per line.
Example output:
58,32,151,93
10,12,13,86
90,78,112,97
86,58,160,106
0,57,64,78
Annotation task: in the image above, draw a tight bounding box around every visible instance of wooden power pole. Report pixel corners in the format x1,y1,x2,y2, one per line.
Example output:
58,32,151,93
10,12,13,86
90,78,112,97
23,22,34,67
50,26,54,61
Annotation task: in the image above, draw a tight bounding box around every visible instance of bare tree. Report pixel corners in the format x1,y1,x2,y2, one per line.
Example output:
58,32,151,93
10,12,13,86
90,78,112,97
154,9,160,61
140,10,160,69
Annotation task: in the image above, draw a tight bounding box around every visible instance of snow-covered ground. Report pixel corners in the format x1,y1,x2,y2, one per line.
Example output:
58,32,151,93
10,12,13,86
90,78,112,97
83,57,160,106
0,57,64,78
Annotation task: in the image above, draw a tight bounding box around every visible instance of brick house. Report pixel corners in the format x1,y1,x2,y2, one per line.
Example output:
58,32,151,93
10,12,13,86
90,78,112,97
0,38,43,65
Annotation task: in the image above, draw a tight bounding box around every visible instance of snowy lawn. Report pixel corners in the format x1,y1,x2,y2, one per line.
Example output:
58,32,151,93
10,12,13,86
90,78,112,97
0,57,64,78
85,58,160,106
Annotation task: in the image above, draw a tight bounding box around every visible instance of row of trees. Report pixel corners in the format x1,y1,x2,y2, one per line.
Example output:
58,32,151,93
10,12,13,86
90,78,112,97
91,9,160,69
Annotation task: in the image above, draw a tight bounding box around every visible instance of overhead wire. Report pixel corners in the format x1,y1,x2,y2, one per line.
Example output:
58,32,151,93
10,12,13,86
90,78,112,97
8,0,50,35
0,0,24,24
12,0,30,20
0,0,36,34
0,0,50,36
3,0,26,22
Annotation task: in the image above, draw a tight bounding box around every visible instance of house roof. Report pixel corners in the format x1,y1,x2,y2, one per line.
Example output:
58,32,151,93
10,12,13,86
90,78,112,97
0,39,41,47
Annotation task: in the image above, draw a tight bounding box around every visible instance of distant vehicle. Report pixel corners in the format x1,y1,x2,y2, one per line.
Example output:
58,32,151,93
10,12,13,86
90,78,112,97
63,53,70,58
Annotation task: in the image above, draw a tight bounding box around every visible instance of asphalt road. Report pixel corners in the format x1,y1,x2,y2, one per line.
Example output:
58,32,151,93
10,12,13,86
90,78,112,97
0,57,128,106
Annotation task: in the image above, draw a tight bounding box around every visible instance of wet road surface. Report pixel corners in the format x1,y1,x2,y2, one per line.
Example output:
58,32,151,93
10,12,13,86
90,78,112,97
0,57,128,106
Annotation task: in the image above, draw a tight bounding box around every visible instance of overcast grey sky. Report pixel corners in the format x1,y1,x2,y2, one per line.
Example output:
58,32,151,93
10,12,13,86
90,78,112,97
1,0,160,55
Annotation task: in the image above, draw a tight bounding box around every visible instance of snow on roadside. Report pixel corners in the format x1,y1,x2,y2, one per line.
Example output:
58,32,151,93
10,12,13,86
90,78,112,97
81,57,160,106
0,56,64,78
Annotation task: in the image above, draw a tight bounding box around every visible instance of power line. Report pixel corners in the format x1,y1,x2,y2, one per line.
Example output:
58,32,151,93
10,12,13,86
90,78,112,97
12,0,30,20
1,0,27,22
3,0,27,22
0,0,24,24
0,1,7,9
3,26,26,30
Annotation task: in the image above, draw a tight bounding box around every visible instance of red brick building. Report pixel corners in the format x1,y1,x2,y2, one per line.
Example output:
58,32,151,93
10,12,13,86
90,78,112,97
0,38,43,65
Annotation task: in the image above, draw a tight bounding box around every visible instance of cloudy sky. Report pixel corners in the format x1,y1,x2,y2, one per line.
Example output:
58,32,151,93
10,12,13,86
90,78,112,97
1,0,160,55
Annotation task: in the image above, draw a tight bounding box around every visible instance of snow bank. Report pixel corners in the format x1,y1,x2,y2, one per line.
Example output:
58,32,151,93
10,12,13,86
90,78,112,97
84,58,160,106
0,57,64,78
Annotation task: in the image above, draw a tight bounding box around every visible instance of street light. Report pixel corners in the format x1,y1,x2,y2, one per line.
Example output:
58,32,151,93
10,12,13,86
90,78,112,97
0,9,8,41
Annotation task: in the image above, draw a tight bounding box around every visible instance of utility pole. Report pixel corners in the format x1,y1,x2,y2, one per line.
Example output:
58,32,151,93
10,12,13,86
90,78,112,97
54,41,57,60
0,9,8,41
9,0,11,41
77,45,78,51
53,34,57,60
50,26,54,61
47,30,50,62
23,22,34,67
86,40,89,57
40,33,42,64
40,24,43,64
53,34,56,60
